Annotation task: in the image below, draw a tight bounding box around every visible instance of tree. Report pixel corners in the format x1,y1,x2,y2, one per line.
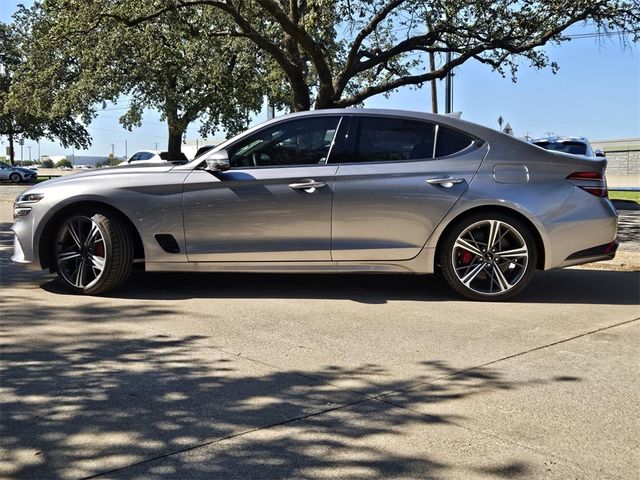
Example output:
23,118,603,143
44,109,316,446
0,22,91,165
55,0,638,112
10,3,266,158
55,157,72,169
41,158,54,168
106,153,120,166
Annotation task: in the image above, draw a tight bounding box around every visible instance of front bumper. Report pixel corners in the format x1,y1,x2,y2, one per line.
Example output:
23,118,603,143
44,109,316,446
11,218,40,270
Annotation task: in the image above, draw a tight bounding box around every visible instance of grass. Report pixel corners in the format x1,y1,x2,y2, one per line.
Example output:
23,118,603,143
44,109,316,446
609,190,640,202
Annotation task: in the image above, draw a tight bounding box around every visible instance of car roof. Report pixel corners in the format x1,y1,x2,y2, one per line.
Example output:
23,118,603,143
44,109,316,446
531,136,589,144
132,150,161,155
177,107,542,170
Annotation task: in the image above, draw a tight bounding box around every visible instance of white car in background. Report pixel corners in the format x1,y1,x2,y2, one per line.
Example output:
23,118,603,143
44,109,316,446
531,136,606,158
123,150,189,165
122,150,163,165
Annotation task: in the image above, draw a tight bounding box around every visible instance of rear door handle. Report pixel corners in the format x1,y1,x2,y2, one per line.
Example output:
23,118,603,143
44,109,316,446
288,180,327,193
426,177,465,188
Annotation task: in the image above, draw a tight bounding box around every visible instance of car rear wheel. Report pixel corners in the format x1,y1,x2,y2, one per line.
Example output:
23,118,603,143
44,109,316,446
439,213,537,301
9,172,21,183
54,212,133,294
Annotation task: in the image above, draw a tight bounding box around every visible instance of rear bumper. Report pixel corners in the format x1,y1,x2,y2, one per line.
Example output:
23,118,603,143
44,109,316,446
560,239,619,268
540,188,618,270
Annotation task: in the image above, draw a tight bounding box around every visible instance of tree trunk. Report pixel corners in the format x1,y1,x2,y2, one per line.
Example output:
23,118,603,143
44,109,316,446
167,124,183,160
290,73,311,111
8,131,15,166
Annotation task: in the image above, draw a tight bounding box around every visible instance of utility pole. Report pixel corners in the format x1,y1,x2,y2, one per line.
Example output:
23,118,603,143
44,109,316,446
125,140,128,159
154,142,158,150
429,52,438,114
37,140,40,162
110,144,115,162
267,101,275,120
71,147,75,168
444,51,453,114
27,146,32,163
19,138,24,166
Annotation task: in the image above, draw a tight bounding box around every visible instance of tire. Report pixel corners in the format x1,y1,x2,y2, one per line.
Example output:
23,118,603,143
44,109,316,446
53,211,133,295
439,212,537,301
9,172,21,183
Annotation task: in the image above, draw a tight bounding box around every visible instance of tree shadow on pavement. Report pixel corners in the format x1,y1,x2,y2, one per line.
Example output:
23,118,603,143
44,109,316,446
1,300,581,479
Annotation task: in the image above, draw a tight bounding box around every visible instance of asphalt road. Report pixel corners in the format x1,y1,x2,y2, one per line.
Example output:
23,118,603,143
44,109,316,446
1,184,639,479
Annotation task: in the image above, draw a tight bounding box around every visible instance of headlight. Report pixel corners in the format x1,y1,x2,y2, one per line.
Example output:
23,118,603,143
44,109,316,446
17,193,45,203
14,193,44,219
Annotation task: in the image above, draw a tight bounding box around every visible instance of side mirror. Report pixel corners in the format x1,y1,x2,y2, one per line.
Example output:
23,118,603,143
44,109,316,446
204,150,230,172
594,149,606,158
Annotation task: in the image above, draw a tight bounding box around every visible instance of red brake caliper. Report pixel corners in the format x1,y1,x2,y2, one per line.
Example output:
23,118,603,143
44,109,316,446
460,250,474,265
95,241,105,257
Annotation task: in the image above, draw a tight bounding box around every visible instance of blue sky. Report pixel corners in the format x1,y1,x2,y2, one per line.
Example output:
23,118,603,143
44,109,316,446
1,0,639,160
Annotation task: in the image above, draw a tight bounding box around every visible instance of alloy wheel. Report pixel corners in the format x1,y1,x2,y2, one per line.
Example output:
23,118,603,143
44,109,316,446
55,215,107,289
451,219,529,296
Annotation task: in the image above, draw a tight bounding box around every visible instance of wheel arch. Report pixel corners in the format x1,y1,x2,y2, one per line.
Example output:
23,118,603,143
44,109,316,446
38,200,145,270
433,205,546,271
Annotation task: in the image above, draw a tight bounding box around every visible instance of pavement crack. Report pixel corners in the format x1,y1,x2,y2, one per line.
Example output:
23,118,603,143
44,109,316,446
83,316,639,479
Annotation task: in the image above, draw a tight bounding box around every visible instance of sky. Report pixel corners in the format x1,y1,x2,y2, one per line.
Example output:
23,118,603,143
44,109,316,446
1,0,639,161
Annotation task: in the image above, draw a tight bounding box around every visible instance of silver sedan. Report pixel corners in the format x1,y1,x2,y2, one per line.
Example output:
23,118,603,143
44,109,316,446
11,109,618,300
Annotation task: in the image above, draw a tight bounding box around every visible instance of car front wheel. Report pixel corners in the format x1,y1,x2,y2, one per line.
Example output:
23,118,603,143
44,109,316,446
439,213,537,301
54,211,133,294
9,172,21,183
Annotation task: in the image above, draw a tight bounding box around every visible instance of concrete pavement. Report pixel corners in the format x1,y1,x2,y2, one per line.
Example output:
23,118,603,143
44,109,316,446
1,184,639,479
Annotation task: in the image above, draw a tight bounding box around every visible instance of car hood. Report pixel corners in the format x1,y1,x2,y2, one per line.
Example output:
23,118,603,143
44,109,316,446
32,163,178,188
11,166,35,174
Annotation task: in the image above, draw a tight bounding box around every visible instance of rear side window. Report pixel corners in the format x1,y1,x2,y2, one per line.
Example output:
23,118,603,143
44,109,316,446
435,126,474,157
354,117,436,162
138,152,155,161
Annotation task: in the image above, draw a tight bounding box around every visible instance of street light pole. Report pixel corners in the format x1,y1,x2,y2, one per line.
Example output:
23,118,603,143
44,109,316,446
444,51,453,114
27,146,32,163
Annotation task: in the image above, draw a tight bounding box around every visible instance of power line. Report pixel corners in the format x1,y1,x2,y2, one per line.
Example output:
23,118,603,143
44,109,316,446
88,125,167,140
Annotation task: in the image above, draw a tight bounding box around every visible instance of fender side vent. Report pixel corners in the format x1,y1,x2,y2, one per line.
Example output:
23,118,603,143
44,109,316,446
154,234,180,253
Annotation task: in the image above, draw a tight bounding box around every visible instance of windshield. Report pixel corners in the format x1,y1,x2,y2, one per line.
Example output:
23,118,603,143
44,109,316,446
533,141,587,156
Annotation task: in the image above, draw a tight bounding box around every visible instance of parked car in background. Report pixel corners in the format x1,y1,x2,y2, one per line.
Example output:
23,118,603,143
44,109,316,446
123,150,189,165
194,144,216,158
11,109,618,300
0,161,37,183
531,136,606,158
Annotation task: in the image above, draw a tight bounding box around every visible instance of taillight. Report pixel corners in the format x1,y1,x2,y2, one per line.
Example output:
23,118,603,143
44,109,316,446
566,171,608,198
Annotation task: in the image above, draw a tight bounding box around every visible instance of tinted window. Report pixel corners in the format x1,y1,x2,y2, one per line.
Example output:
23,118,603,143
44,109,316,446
435,126,474,157
354,117,435,162
128,153,140,162
138,152,155,160
228,117,340,168
533,141,587,156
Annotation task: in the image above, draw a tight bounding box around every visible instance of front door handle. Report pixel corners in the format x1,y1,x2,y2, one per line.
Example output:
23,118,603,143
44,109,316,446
289,180,327,193
426,177,465,188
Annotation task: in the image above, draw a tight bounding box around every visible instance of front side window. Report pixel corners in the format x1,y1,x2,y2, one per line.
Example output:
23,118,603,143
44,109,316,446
128,153,141,162
354,117,436,162
227,116,340,168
